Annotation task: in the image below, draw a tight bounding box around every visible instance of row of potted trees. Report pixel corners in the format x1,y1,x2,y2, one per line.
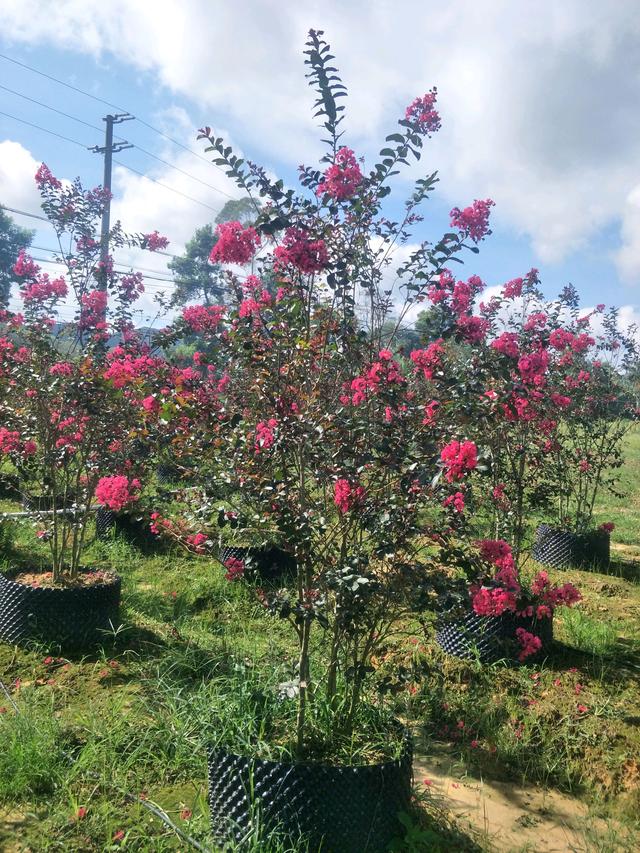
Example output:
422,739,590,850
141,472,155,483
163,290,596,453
0,30,636,852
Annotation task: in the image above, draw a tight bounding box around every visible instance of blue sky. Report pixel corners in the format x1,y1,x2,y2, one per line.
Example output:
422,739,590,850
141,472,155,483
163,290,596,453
1,0,640,330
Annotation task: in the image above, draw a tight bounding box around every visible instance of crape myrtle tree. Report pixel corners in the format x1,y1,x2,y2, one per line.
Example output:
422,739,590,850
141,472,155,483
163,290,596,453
0,165,168,580
418,269,637,561
153,29,505,755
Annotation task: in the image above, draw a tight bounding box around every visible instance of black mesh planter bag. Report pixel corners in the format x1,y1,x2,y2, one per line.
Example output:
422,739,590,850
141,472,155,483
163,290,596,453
532,524,610,570
208,731,413,852
436,611,553,664
96,509,161,552
219,544,296,584
0,570,121,648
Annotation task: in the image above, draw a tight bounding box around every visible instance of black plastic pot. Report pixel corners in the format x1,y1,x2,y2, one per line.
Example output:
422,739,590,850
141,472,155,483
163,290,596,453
532,524,610,570
436,611,553,664
95,508,159,551
0,569,121,648
208,731,413,852
219,544,296,584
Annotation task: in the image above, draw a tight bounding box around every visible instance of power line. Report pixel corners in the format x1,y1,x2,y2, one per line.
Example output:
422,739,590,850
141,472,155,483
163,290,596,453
0,52,125,112
130,143,235,199
113,159,222,215
0,205,182,260
0,109,89,148
0,83,125,139
0,51,240,186
1,81,235,199
0,112,226,217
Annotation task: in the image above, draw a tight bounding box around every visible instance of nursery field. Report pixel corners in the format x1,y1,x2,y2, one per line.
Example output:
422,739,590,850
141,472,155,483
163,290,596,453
0,427,637,852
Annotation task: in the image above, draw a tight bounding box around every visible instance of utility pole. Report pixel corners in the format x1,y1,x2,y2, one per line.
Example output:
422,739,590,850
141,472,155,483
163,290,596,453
89,113,134,289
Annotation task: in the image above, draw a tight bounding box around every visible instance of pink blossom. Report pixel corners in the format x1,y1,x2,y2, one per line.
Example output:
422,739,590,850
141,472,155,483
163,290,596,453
405,89,441,135
142,396,160,414
443,491,465,513
95,476,141,511
79,289,108,328
440,440,478,482
210,221,260,265
143,231,169,252
316,147,362,199
224,556,245,582
0,428,21,454
255,419,278,452
35,163,62,189
22,274,68,303
182,304,225,333
456,315,489,343
450,199,494,243
13,250,40,280
515,628,542,662
410,339,445,380
599,522,615,533
49,362,73,377
274,227,328,274
491,332,519,358
334,478,365,513
502,277,523,298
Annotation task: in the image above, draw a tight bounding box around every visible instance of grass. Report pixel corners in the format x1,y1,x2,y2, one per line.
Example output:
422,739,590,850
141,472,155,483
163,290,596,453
0,429,639,850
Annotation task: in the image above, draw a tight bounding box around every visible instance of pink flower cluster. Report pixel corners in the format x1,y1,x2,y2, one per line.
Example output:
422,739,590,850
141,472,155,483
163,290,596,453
410,339,445,380
95,476,141,512
443,491,465,513
143,231,169,252
316,147,362,200
457,315,489,343
35,163,62,189
182,304,225,333
405,89,441,135
274,227,328,274
0,427,21,454
210,221,260,265
224,556,245,582
79,289,108,330
255,419,278,452
103,348,161,388
450,199,494,243
13,250,40,280
334,478,365,513
346,349,404,405
515,628,542,662
22,274,68,303
517,349,549,384
491,332,519,358
440,440,478,482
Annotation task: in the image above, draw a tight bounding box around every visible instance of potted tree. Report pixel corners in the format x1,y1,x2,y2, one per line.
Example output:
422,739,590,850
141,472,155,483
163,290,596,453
0,166,166,648
532,307,637,569
155,29,498,851
435,538,582,663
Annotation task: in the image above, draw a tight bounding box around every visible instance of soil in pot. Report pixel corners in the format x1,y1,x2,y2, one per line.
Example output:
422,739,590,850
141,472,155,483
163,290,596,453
532,524,610,570
0,568,121,648
208,729,413,853
436,610,553,664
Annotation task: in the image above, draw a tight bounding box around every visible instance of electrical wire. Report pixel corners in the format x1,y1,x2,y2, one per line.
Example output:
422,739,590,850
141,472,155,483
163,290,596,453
112,159,222,214
0,109,89,148
0,51,241,185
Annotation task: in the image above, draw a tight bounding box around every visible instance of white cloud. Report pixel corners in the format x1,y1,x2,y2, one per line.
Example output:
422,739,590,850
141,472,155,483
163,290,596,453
3,1,640,283
0,139,42,212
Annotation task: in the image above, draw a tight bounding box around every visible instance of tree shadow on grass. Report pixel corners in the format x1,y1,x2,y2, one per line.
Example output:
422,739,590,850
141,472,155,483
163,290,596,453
543,639,640,686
